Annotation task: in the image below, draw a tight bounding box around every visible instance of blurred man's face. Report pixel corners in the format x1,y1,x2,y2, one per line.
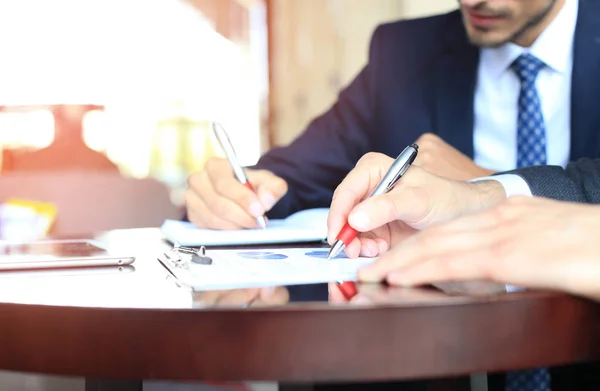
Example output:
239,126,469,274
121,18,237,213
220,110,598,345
458,0,561,47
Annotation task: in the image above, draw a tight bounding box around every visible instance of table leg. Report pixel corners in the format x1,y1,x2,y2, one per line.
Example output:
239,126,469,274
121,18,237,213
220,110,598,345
85,378,143,391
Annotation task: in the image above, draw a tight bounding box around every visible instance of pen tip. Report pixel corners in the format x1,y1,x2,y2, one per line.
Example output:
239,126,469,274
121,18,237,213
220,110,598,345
327,240,345,260
257,216,268,230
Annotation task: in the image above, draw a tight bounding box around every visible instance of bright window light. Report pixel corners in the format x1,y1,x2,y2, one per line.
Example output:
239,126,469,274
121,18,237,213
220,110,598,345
0,0,267,196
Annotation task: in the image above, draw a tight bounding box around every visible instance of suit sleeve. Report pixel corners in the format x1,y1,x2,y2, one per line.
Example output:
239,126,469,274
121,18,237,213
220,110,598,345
251,27,388,219
506,158,600,203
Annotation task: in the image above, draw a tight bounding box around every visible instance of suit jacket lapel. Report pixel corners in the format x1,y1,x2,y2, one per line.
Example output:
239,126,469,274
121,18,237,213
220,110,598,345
570,0,600,160
432,13,480,159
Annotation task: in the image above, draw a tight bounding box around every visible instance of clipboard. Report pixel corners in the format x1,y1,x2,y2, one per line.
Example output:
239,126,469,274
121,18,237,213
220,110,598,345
156,243,374,292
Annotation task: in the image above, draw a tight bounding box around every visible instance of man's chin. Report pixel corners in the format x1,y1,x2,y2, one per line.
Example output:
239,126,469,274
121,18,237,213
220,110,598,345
466,31,512,48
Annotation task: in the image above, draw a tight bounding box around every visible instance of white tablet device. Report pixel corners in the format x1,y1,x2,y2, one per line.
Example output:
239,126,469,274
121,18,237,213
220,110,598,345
0,265,136,278
0,239,136,270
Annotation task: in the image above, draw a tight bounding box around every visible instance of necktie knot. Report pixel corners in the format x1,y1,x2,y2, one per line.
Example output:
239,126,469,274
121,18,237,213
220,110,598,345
511,53,545,84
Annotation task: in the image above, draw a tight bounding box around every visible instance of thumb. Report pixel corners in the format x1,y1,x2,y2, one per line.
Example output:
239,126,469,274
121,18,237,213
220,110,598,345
347,186,434,232
248,169,288,211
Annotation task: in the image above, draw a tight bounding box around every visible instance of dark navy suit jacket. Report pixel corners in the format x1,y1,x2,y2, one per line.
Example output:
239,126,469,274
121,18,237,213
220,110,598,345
256,0,600,224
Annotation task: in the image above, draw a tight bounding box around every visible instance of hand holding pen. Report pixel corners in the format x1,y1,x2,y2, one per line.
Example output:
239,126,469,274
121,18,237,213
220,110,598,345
326,145,492,262
183,123,288,230
327,145,419,259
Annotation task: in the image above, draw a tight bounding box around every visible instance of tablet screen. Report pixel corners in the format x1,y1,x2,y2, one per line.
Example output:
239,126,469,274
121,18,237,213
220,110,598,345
0,240,109,262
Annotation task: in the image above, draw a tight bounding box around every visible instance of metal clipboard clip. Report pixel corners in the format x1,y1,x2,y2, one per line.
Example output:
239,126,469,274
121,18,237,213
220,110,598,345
162,243,213,269
155,244,213,292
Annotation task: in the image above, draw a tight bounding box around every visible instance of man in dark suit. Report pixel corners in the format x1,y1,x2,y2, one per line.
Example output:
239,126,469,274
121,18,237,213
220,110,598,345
328,152,600,391
185,0,600,229
186,0,599,389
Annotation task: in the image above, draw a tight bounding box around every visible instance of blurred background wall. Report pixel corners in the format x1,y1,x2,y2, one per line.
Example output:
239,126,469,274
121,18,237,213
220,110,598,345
0,0,457,207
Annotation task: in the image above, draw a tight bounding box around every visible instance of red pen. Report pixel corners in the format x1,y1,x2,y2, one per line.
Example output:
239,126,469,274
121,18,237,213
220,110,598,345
327,144,419,259
336,281,358,300
212,121,268,229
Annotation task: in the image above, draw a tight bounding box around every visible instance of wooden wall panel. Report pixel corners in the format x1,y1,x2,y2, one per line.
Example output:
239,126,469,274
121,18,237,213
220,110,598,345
268,0,457,147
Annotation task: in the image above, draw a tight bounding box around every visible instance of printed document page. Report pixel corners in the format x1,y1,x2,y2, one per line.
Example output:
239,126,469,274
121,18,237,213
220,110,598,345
160,208,329,246
158,247,375,290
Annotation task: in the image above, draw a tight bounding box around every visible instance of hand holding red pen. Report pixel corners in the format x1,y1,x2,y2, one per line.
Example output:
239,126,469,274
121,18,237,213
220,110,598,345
185,122,291,230
326,151,486,259
327,152,419,259
186,158,288,230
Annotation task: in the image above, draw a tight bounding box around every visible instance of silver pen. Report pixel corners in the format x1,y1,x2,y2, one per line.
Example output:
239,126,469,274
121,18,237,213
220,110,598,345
212,122,268,229
327,143,419,259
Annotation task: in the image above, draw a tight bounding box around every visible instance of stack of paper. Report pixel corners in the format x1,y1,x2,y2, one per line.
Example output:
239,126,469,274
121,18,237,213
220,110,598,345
160,208,329,246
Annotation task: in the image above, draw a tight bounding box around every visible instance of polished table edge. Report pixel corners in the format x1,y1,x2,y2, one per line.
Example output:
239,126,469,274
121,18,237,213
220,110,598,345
0,290,599,382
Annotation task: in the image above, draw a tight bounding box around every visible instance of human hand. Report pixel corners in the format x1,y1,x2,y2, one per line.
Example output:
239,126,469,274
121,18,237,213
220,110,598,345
413,133,495,180
194,286,290,308
186,157,288,229
327,152,506,258
358,196,600,303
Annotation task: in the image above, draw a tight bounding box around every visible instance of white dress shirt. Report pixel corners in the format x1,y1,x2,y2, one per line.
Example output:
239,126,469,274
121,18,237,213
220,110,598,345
473,0,578,172
469,1,579,292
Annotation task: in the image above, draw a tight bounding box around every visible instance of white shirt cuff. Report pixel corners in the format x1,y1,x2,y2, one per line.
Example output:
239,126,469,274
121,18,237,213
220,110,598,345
469,174,533,198
468,174,532,293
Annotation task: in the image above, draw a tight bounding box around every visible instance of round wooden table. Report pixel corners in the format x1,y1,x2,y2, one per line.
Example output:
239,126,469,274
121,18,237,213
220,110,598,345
0,228,598,389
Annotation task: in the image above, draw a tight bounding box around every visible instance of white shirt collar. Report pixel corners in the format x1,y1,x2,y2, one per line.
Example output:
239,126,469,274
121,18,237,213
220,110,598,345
480,0,578,77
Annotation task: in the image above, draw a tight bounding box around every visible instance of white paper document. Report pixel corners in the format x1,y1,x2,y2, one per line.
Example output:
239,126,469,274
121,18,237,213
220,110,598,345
160,208,329,246
158,247,375,290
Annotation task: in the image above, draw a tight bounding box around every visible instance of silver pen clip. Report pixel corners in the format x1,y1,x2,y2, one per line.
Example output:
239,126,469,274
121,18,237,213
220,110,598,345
372,143,419,195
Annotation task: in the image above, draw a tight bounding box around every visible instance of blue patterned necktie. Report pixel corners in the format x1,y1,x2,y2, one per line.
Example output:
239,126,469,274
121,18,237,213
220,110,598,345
505,53,550,391
512,53,547,168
